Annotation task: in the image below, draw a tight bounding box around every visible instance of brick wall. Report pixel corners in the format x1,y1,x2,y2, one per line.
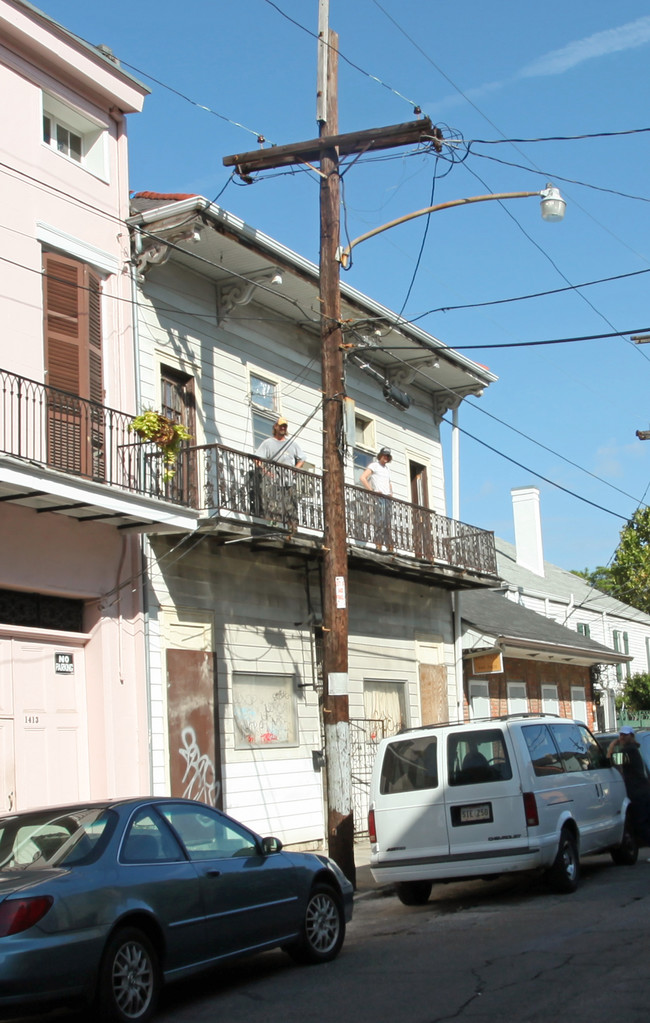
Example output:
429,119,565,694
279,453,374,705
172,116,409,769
463,657,595,730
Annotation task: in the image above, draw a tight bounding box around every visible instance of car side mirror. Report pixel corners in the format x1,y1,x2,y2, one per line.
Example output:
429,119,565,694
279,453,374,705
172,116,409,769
261,836,283,855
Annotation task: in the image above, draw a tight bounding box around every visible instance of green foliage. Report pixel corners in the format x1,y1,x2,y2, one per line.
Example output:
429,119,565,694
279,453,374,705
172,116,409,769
570,565,615,595
620,672,650,713
608,507,650,615
129,410,191,482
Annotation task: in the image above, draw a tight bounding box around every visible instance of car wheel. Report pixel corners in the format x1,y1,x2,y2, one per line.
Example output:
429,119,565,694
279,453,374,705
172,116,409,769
288,884,345,964
546,827,580,894
611,815,639,866
97,926,160,1023
395,880,433,906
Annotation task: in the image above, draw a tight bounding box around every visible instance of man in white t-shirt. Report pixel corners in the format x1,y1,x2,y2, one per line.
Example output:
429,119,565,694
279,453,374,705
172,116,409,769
360,447,393,547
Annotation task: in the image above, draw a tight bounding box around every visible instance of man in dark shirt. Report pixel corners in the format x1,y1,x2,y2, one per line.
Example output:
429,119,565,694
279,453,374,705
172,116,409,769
607,726,650,846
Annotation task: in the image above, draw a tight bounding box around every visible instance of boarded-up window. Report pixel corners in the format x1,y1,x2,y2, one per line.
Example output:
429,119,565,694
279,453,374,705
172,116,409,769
43,252,104,479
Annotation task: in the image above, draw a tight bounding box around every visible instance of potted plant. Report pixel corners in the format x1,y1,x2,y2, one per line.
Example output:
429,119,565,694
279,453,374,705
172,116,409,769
129,409,191,482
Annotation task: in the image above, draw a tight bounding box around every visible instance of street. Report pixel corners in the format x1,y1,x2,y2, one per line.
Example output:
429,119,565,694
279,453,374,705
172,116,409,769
24,852,650,1023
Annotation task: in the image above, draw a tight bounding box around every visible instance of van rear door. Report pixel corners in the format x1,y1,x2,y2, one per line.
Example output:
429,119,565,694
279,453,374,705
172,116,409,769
445,727,529,865
371,733,450,870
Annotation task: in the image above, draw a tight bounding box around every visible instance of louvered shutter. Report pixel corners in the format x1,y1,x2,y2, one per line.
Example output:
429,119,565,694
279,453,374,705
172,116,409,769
43,252,104,478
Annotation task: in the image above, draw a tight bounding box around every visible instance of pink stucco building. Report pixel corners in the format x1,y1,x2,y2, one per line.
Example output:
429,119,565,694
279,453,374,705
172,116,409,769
0,0,195,811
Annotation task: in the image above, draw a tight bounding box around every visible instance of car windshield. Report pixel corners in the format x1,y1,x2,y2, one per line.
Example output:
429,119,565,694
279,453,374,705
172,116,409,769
0,807,115,870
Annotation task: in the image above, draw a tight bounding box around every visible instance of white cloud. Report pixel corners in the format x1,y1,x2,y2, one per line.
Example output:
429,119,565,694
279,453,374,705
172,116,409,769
424,16,650,115
519,16,650,78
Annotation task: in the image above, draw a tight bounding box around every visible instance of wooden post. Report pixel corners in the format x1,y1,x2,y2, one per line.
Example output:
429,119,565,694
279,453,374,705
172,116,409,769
317,30,355,887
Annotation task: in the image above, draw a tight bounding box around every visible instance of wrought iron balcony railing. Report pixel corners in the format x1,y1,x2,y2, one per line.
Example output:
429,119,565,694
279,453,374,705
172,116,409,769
0,368,181,501
0,369,496,576
185,444,497,577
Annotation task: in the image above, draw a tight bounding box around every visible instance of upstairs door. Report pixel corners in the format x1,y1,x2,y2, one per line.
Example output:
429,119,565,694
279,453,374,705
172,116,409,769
160,366,196,503
43,252,104,480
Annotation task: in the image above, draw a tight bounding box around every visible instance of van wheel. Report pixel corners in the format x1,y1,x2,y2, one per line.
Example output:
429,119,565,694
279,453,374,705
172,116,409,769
395,880,432,906
611,816,638,866
546,828,580,894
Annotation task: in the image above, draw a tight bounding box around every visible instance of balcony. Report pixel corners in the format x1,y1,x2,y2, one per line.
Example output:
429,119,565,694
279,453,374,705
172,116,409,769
180,444,498,585
0,369,197,531
0,369,497,582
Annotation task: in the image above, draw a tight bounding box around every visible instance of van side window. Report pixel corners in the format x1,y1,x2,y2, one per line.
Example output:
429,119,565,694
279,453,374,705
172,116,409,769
548,722,597,772
447,729,512,786
379,737,438,794
522,724,564,776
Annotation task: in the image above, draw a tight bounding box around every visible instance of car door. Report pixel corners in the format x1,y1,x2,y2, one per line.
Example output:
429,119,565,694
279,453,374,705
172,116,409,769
371,733,449,869
445,727,528,865
547,722,614,850
159,802,299,958
119,808,207,972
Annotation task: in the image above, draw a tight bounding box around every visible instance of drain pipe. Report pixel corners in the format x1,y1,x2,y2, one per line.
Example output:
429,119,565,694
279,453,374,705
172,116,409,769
451,406,463,723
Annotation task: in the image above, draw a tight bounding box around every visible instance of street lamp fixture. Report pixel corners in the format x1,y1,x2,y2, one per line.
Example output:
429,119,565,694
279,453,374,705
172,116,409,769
337,182,566,268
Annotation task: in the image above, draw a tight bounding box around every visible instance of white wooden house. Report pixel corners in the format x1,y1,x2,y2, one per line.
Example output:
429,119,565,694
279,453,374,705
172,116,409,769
496,487,650,730
127,192,501,847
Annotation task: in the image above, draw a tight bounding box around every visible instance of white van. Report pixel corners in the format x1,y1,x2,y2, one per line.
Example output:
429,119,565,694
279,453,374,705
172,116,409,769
367,714,637,904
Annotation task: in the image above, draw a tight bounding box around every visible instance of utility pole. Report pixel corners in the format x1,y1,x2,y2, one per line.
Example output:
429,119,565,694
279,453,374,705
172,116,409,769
223,19,433,883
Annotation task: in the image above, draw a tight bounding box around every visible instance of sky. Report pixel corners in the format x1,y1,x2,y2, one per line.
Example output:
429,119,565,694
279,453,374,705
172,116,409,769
37,0,650,572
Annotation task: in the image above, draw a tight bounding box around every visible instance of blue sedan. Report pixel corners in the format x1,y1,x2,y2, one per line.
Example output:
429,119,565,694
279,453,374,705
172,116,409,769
0,797,353,1021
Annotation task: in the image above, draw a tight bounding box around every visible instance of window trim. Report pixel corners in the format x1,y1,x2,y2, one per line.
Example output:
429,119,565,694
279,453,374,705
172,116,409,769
41,91,109,181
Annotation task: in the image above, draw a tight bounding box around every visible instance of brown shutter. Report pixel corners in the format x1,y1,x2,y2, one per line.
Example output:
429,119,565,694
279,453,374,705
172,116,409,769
43,252,104,478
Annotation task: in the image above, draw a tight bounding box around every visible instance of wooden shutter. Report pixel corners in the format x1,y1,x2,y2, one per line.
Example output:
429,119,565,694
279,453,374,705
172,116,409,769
43,252,104,478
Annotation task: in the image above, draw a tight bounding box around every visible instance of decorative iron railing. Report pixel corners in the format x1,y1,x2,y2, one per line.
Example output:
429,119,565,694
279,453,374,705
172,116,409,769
188,444,497,576
0,369,496,575
0,368,179,501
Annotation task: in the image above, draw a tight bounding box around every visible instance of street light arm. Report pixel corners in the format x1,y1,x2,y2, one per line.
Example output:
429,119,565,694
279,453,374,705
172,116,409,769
338,188,563,268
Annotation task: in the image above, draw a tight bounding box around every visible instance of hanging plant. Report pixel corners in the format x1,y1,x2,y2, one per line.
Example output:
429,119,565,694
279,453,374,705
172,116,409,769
129,409,191,482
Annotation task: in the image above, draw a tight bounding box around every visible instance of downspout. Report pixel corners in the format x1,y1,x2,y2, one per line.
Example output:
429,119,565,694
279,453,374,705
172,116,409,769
451,406,463,722
130,255,153,791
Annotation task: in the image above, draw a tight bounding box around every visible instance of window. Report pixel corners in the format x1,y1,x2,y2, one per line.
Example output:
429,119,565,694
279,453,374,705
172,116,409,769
42,93,108,179
541,684,560,716
447,728,512,785
577,623,591,638
232,673,297,749
570,685,587,724
468,680,490,720
380,737,438,794
547,721,605,772
250,373,278,449
507,682,528,716
613,630,630,682
522,724,564,776
121,810,184,863
363,680,407,734
353,414,375,484
158,803,258,860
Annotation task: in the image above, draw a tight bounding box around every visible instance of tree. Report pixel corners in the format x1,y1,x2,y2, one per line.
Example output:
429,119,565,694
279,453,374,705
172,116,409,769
570,565,615,595
608,507,650,615
620,673,650,713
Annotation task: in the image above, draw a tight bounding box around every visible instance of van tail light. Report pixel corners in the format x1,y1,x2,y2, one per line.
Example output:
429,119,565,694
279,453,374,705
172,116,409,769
523,791,539,827
368,808,377,844
0,896,53,937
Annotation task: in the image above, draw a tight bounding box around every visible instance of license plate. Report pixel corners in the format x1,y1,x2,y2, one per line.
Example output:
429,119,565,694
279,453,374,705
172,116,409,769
460,803,491,823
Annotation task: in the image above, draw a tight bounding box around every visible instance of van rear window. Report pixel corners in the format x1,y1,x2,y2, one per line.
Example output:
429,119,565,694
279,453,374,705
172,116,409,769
447,729,512,786
379,737,438,794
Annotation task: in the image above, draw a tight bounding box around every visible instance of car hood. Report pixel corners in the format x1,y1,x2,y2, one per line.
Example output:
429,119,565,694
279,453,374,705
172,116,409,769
0,867,69,896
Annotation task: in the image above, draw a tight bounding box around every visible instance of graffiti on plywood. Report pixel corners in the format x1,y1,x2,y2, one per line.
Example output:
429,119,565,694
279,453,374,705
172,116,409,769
179,726,220,805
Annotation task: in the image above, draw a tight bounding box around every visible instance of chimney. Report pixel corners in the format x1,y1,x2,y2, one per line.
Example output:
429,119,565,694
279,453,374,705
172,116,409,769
511,486,545,577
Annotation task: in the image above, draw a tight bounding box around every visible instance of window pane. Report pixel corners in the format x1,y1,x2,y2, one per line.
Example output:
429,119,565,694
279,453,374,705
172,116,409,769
160,804,258,860
522,723,564,776
447,728,512,785
380,737,438,794
232,673,297,749
353,448,373,485
253,409,274,449
43,115,51,144
69,131,82,162
364,680,406,734
251,375,276,411
121,810,184,863
548,722,593,772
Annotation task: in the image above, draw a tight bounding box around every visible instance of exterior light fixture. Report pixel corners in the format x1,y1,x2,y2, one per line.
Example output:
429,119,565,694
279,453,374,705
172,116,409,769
539,183,566,223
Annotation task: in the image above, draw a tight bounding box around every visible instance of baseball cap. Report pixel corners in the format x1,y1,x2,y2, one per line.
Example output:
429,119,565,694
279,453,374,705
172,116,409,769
378,446,391,458
619,725,635,735
275,417,288,427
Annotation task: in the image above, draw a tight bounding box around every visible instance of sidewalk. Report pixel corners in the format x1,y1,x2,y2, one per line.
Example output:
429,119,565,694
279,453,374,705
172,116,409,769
353,839,390,899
